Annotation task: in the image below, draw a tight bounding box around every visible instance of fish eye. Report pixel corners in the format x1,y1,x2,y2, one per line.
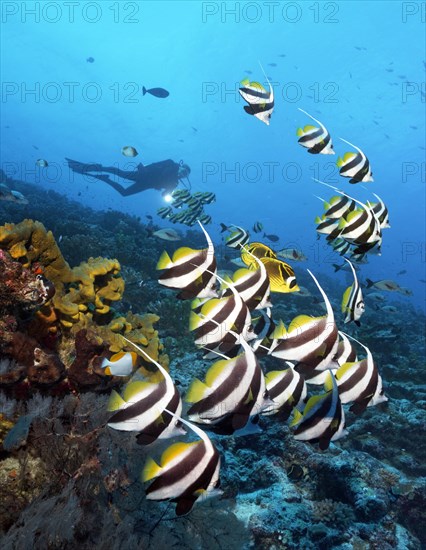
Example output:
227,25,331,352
289,279,297,289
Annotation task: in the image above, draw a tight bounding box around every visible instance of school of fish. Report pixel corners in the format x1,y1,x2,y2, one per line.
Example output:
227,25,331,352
100,67,395,517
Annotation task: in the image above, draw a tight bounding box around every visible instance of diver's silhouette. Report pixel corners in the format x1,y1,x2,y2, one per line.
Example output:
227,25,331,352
65,158,190,197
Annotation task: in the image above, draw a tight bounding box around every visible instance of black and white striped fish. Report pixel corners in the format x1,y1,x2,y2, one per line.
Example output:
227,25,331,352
223,225,250,249
332,238,354,256
239,70,274,126
341,258,365,326
337,204,382,249
250,307,276,356
200,191,216,204
107,339,184,445
269,270,339,380
322,195,357,219
186,336,269,435
336,138,373,183
262,365,307,420
221,252,271,311
189,270,255,355
297,108,334,155
334,331,358,366
290,370,347,450
157,206,173,219
142,409,221,516
367,193,390,229
318,182,382,250
315,214,341,240
336,333,388,415
157,222,217,299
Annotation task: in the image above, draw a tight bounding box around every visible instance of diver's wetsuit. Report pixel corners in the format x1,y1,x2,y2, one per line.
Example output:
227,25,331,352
66,158,180,196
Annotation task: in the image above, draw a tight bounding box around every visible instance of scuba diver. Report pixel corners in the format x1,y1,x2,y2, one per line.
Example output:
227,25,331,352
65,158,191,197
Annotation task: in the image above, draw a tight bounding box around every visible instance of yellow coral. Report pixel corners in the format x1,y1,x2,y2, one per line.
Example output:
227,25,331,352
0,220,168,375
0,220,73,285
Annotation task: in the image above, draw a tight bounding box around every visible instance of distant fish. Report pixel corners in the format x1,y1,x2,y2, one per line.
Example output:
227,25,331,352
101,351,137,377
156,209,171,220
142,86,170,98
290,371,347,450
171,189,191,203
276,248,307,262
86,57,95,63
297,109,334,155
199,214,212,225
222,225,250,249
244,70,253,74
199,191,216,204
366,291,386,302
268,62,277,67
263,232,279,243
36,159,48,167
0,184,29,205
365,278,402,292
253,221,263,233
377,305,398,313
397,287,413,296
152,228,181,241
332,261,359,273
121,146,138,158
341,259,365,326
336,138,373,183
142,409,221,516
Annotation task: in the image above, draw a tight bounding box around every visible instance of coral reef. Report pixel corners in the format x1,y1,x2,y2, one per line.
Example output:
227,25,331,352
0,220,168,394
0,177,425,548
